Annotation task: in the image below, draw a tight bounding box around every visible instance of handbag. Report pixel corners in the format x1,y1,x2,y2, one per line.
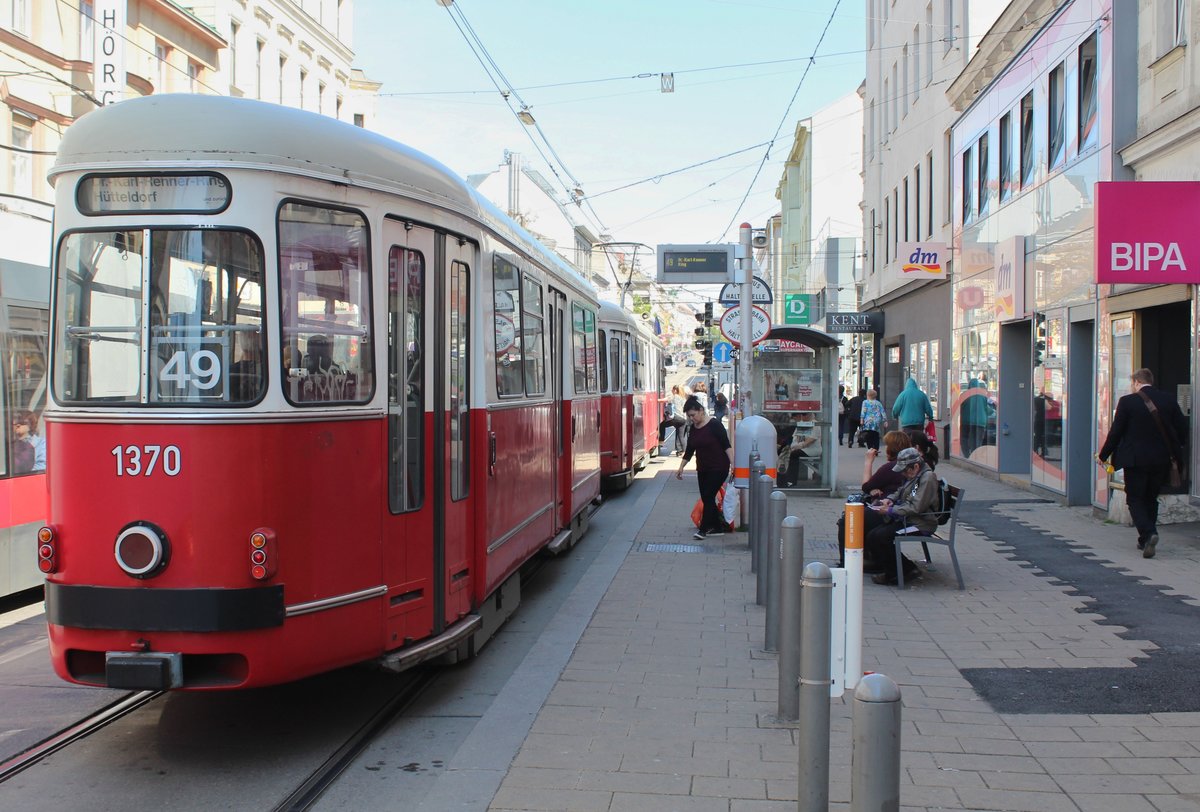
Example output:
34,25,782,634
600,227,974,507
1138,390,1184,488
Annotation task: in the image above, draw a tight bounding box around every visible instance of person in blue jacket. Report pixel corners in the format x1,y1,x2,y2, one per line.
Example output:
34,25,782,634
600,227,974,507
891,377,934,432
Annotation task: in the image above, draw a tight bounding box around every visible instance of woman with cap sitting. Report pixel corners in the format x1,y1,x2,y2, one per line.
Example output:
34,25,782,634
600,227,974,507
863,446,939,584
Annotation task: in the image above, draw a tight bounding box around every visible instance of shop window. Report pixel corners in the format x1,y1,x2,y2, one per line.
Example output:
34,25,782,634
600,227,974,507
961,145,975,223
976,132,989,217
1048,62,1066,170
1019,92,1035,188
999,112,1013,202
1078,34,1098,152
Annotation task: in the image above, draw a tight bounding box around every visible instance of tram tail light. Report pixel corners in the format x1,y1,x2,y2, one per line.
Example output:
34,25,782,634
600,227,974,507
249,528,277,581
37,526,57,573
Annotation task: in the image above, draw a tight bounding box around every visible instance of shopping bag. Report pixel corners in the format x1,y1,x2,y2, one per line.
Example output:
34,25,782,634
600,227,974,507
924,419,937,443
691,485,727,528
722,485,740,530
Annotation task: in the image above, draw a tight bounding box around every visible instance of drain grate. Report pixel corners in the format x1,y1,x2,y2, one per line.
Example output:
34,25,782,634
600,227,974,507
639,542,711,554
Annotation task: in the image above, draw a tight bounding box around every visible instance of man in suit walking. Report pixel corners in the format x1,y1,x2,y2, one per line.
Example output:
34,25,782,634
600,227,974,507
1098,368,1187,559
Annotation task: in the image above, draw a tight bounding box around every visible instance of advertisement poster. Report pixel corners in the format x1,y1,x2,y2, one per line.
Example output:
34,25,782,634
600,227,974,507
763,368,822,412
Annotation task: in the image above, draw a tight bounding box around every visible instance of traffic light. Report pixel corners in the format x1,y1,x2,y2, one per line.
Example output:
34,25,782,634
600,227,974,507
702,342,713,365
703,302,714,326
694,326,706,337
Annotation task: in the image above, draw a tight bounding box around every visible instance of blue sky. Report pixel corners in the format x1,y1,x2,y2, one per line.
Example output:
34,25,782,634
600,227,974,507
353,0,866,252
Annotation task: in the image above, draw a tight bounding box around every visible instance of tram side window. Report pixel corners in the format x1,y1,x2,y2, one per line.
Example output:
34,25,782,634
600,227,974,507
521,276,545,395
4,303,49,477
609,335,622,393
597,329,608,392
492,258,544,398
53,229,265,406
449,260,470,501
570,304,597,395
278,202,374,405
388,246,424,513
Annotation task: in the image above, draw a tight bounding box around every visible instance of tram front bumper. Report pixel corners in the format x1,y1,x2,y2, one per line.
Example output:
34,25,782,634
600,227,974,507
105,652,183,690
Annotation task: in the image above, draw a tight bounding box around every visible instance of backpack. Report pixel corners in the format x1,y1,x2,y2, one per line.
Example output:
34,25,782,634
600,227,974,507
933,478,955,525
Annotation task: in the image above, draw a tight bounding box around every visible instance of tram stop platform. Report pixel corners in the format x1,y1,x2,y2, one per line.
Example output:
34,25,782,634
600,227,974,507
372,444,1200,812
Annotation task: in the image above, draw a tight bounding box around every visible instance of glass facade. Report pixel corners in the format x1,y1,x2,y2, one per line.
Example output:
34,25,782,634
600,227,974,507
950,2,1114,500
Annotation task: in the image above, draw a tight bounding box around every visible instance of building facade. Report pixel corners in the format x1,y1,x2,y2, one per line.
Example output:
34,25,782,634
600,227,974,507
773,90,863,379
947,0,1145,509
861,0,1005,413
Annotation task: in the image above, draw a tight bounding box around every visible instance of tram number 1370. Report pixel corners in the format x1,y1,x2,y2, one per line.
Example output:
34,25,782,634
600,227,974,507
111,445,182,477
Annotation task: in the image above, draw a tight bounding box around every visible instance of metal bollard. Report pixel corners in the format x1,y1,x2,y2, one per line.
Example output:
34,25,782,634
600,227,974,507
754,473,773,607
764,490,788,652
843,501,865,691
797,562,832,812
748,457,766,568
776,517,804,721
851,673,902,812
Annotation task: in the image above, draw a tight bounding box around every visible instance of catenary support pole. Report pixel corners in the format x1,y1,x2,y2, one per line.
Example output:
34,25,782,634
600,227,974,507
764,489,788,652
851,673,902,812
739,222,754,417
777,517,804,721
797,562,832,811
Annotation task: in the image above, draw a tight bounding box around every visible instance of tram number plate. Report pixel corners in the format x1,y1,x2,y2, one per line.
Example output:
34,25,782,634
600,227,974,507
111,445,181,477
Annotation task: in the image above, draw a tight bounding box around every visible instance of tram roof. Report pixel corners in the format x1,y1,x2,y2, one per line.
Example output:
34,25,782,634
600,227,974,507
50,94,595,295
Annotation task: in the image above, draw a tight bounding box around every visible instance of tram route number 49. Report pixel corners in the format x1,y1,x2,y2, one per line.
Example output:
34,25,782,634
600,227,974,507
112,445,182,477
160,349,221,390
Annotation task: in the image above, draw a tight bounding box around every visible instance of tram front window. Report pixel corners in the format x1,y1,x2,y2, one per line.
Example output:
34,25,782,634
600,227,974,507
53,229,266,406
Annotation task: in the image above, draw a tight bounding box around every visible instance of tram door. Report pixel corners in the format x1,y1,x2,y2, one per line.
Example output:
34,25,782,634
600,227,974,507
381,222,474,647
382,221,436,648
438,236,474,627
548,288,567,528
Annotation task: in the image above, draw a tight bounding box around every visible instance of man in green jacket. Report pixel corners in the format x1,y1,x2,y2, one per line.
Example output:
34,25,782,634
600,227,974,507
865,446,938,584
891,377,934,432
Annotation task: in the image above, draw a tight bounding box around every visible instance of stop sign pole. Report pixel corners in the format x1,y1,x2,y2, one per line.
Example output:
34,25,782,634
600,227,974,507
739,223,754,417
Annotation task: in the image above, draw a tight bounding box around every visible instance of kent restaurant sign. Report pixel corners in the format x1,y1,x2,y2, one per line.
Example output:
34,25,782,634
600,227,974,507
1096,182,1200,284
826,312,883,334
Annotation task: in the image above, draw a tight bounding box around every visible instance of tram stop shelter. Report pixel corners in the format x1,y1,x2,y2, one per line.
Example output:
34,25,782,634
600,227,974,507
756,327,841,495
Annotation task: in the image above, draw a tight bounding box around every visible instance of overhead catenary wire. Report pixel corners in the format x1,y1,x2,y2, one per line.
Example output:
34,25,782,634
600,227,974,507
439,0,610,236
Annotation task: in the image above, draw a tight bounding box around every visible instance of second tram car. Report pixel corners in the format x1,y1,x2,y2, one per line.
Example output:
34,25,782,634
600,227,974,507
41,95,604,690
596,301,665,491
0,265,48,599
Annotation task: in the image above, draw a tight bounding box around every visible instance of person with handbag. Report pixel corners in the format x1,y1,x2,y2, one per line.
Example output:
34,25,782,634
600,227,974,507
675,396,734,539
1098,368,1187,559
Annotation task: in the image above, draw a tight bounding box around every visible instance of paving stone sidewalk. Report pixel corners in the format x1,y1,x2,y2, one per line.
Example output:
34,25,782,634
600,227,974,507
488,446,1200,812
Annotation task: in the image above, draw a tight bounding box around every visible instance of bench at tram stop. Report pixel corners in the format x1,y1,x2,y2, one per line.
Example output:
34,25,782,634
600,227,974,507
892,482,966,590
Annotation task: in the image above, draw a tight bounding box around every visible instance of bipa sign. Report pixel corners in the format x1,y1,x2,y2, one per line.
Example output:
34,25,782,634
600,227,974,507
1096,182,1200,284
896,242,948,280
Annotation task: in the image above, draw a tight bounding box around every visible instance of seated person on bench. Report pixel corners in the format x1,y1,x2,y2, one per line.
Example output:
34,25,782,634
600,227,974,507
863,446,938,585
776,412,820,487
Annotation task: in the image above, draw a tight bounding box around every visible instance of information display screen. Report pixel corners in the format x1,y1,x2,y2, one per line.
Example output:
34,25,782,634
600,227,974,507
656,243,734,283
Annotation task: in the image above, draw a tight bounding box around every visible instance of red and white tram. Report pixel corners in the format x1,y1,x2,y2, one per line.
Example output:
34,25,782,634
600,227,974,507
596,301,665,490
40,95,604,690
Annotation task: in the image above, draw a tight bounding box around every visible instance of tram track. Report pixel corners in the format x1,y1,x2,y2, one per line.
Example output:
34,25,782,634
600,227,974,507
272,668,437,812
0,689,163,784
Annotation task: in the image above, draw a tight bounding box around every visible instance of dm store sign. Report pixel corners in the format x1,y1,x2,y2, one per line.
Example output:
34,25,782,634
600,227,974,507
895,242,948,281
1096,182,1200,284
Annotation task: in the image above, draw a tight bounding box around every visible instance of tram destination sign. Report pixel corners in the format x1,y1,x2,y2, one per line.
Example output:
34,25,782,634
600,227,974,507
78,174,231,214
656,243,735,284
825,312,884,334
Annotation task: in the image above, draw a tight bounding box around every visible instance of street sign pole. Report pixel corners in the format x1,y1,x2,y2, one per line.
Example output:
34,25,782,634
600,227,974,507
739,223,754,417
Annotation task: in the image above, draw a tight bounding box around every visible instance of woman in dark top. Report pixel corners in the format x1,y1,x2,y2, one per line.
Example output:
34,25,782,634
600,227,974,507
675,397,734,539
861,430,912,499
837,430,912,569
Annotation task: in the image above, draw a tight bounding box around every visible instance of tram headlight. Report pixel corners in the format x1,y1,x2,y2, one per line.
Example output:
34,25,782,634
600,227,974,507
249,528,277,581
114,522,170,579
37,526,57,573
